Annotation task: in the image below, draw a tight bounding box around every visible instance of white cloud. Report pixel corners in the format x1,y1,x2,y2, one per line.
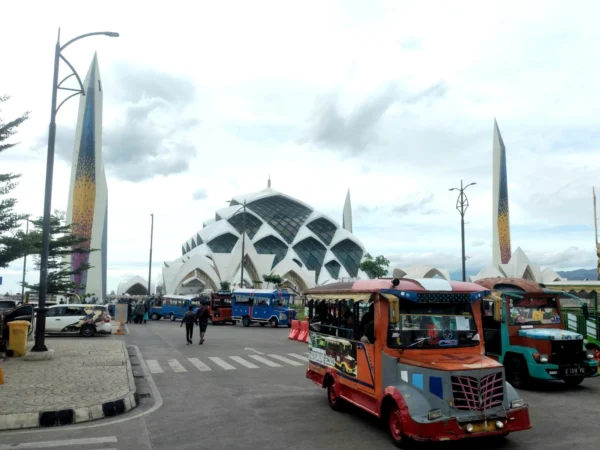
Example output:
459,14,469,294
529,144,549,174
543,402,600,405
1,0,599,294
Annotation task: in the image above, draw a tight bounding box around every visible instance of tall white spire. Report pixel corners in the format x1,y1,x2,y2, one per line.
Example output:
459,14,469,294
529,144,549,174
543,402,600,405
492,119,511,267
343,189,352,233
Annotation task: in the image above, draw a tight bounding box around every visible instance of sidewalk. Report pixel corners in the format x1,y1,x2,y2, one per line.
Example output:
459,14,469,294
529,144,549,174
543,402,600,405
0,338,137,431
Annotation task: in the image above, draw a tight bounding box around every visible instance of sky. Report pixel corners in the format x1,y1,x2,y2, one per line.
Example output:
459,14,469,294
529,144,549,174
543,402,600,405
1,0,600,295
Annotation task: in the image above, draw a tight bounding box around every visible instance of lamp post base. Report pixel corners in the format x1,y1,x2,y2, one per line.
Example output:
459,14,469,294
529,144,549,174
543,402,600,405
30,344,48,352
25,349,55,361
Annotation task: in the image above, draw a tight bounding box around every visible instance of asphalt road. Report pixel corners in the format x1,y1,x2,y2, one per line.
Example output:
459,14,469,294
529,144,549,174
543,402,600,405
1,320,599,449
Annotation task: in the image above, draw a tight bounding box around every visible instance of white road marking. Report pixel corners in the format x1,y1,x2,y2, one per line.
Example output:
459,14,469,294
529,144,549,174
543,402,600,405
268,354,303,366
287,352,309,362
0,437,117,449
188,357,212,371
168,359,187,372
208,356,236,370
249,354,282,367
146,359,164,373
244,347,265,354
229,356,259,368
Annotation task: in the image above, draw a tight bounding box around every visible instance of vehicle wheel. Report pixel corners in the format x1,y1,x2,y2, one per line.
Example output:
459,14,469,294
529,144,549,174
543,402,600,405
387,403,405,447
81,324,95,338
564,377,584,387
242,317,250,327
506,356,529,389
259,322,266,327
327,381,343,411
150,313,159,320
170,313,175,322
270,318,278,328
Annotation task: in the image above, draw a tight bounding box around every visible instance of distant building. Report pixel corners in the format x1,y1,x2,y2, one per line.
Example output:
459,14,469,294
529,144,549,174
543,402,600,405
117,276,155,296
162,185,367,294
65,54,108,300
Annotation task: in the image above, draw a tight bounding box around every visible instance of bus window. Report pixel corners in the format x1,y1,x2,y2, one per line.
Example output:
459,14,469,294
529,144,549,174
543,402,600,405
387,297,478,349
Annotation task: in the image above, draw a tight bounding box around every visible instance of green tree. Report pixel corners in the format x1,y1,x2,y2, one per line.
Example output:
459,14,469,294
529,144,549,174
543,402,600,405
220,280,231,291
360,253,390,279
24,212,96,296
262,274,282,288
0,95,30,268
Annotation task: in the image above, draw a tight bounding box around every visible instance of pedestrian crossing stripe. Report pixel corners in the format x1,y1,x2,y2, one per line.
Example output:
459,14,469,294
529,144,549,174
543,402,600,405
144,353,306,373
0,436,117,449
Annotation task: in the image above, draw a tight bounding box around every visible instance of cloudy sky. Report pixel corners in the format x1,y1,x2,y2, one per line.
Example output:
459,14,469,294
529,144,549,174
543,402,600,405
1,0,599,294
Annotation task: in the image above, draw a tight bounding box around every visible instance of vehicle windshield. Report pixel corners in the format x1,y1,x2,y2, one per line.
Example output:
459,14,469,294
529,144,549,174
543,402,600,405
509,296,561,325
0,301,16,309
388,297,479,349
272,297,289,307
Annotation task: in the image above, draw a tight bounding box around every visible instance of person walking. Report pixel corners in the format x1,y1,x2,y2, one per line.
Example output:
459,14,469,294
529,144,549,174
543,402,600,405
180,306,197,344
196,302,211,345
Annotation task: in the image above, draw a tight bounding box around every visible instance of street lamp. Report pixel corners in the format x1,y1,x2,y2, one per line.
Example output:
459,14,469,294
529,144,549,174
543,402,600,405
226,200,247,288
32,28,119,353
449,180,476,282
148,214,154,296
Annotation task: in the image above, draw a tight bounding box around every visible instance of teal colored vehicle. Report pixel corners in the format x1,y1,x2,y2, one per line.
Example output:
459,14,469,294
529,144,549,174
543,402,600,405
475,278,598,388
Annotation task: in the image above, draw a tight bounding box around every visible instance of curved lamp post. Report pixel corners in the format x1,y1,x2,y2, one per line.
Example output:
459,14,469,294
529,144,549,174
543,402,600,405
449,180,476,282
32,28,119,352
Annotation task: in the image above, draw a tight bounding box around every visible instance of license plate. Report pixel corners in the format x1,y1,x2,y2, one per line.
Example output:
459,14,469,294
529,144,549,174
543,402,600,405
565,367,585,376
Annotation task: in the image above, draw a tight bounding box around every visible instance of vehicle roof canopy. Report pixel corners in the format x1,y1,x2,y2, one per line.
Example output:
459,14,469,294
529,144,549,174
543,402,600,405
474,277,544,293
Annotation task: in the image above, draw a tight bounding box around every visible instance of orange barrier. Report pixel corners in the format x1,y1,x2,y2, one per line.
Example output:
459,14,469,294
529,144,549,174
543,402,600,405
298,320,309,343
288,320,300,340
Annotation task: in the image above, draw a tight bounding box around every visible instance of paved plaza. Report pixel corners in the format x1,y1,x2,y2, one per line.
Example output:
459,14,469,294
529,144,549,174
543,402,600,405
0,338,136,430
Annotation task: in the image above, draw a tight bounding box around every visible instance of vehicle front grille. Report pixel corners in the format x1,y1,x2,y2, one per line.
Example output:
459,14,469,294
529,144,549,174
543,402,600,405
451,372,503,411
551,339,585,364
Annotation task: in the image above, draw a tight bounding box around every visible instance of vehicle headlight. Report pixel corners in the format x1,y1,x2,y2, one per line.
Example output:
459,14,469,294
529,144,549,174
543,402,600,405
280,313,287,319
510,399,524,409
586,352,595,360
427,409,442,420
466,423,474,433
540,354,548,363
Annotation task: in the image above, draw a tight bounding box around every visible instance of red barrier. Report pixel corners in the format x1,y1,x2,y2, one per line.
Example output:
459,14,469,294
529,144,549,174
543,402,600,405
298,320,309,343
288,320,300,340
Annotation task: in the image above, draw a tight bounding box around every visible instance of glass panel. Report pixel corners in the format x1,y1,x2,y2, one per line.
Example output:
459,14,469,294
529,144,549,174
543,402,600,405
509,296,561,325
292,237,326,280
247,195,312,244
228,212,263,240
330,239,363,278
254,235,288,269
306,217,337,246
207,233,239,253
325,260,341,279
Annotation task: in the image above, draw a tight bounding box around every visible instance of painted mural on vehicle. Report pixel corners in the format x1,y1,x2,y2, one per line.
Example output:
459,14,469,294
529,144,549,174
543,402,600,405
309,333,358,377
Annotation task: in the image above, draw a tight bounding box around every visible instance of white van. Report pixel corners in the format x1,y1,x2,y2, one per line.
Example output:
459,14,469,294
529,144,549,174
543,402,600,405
46,304,112,337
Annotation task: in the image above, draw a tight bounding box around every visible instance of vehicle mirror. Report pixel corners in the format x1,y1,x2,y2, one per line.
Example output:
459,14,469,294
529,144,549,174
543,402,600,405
493,299,503,322
582,304,590,320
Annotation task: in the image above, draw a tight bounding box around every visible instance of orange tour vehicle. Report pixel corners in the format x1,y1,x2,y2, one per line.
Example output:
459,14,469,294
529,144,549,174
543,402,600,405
207,291,235,325
304,278,532,447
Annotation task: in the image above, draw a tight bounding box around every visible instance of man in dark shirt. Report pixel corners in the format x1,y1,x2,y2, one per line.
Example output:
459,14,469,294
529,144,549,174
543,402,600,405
196,303,211,345
180,306,197,344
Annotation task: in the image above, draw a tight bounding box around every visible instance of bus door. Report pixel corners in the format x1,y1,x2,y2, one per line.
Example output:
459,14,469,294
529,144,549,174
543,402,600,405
253,295,270,322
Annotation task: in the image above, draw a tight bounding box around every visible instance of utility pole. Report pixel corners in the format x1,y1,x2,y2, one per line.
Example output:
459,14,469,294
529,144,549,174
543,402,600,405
148,213,154,295
594,187,599,281
240,200,246,288
21,217,30,299
450,180,476,281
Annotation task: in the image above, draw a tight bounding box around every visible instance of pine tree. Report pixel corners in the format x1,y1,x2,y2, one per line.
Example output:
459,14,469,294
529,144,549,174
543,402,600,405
24,212,96,296
0,95,30,267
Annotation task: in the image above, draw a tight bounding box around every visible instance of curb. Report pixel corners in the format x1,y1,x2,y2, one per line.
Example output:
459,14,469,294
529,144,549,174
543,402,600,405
0,342,138,431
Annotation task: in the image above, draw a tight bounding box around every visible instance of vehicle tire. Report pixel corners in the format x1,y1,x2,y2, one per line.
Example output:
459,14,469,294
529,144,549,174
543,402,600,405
170,313,175,322
564,376,584,387
259,322,266,327
270,318,278,328
387,402,406,448
81,324,95,338
242,317,250,327
150,313,159,320
327,381,343,412
506,356,530,389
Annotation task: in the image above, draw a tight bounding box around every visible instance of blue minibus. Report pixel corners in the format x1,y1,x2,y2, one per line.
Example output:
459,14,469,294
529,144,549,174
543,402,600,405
231,289,297,327
150,295,199,321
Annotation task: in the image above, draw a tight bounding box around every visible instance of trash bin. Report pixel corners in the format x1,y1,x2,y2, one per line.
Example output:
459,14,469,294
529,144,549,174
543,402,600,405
7,320,30,357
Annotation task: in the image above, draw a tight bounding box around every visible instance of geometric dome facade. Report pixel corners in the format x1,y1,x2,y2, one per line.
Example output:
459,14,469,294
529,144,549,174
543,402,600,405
162,187,366,295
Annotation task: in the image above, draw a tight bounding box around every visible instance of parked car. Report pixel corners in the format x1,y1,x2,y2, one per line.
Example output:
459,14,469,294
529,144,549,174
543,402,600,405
0,299,18,313
45,304,112,337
